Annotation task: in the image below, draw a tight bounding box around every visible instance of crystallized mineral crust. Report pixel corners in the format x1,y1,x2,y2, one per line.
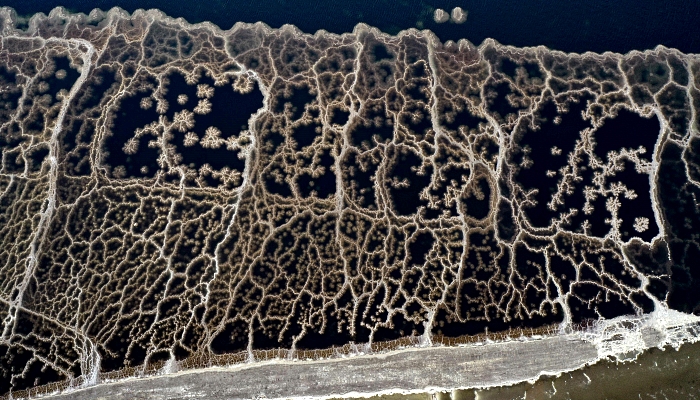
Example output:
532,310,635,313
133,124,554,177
0,5,699,397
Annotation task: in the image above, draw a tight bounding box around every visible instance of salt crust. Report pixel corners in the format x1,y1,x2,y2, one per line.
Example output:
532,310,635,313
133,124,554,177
13,309,700,400
0,5,698,400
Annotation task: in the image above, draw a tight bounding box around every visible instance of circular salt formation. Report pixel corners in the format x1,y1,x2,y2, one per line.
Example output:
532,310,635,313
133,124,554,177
451,7,468,24
433,8,449,24
55,69,67,79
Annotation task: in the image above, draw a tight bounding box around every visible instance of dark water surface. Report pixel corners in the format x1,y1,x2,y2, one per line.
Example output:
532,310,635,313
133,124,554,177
4,0,700,54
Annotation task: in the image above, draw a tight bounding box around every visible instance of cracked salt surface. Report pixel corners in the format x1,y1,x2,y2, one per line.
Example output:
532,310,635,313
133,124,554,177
0,5,700,399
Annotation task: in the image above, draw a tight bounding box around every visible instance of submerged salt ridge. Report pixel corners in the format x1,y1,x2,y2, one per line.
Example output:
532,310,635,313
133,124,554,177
0,5,699,398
